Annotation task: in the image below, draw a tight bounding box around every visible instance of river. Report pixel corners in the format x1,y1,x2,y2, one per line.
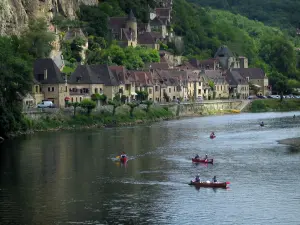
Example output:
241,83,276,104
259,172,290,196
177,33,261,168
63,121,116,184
1,112,300,225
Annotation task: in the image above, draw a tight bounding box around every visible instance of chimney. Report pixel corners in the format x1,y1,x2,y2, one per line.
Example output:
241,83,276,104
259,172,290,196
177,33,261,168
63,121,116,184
44,69,47,80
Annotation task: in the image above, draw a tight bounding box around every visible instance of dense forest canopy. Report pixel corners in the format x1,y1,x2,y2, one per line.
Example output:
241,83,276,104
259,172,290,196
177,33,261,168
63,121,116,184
187,0,300,34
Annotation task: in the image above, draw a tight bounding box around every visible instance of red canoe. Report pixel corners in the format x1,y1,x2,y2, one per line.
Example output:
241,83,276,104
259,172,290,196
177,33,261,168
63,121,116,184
192,158,213,164
189,180,228,188
120,157,127,163
210,135,216,139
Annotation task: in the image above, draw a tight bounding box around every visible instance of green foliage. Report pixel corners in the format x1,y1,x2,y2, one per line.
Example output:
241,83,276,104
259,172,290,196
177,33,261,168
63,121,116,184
62,66,75,76
143,100,153,112
127,102,139,117
68,102,81,116
22,18,56,59
250,99,300,112
136,90,149,101
121,95,127,104
0,18,53,136
51,13,84,29
188,0,300,35
80,99,96,115
87,45,159,69
108,99,121,115
62,37,86,63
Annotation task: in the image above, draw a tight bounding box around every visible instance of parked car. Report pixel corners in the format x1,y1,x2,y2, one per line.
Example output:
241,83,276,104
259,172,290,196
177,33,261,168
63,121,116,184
37,100,54,108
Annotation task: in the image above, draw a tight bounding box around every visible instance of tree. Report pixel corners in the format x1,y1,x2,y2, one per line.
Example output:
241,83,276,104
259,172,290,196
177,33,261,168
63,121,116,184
21,18,55,59
69,102,80,116
0,36,32,137
143,100,153,112
80,99,96,115
127,102,139,117
108,100,121,116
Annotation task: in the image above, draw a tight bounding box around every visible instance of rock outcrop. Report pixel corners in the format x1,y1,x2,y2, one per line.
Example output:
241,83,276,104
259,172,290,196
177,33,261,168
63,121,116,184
0,0,97,35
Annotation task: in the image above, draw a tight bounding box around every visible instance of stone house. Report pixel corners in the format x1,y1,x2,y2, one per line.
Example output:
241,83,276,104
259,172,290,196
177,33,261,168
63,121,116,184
233,68,271,96
109,66,137,101
153,70,185,102
159,51,182,67
129,71,154,100
33,58,69,108
108,10,164,49
108,10,138,47
225,70,249,99
189,58,220,70
214,46,248,70
68,64,121,101
201,70,229,99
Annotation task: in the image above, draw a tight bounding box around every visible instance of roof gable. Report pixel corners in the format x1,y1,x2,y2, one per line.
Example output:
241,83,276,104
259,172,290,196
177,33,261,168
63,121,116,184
34,58,65,84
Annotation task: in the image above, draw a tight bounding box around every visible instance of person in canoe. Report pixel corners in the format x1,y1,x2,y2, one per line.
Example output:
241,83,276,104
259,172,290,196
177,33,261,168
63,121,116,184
120,151,127,159
195,154,200,159
260,121,264,126
203,154,208,162
293,115,296,119
195,174,201,182
210,132,215,137
212,176,218,183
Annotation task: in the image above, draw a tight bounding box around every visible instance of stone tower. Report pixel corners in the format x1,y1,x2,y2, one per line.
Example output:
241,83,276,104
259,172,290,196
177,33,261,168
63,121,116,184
126,9,137,41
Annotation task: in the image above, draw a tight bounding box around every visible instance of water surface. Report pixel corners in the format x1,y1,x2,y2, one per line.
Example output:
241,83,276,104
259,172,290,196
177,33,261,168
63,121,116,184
1,112,300,225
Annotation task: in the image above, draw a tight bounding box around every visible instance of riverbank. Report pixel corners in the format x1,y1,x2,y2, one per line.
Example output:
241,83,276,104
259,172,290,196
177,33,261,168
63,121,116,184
277,137,300,147
6,105,242,139
250,99,300,112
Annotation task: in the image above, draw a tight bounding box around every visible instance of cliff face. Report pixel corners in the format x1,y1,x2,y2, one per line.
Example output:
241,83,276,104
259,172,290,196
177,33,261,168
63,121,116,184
0,0,97,35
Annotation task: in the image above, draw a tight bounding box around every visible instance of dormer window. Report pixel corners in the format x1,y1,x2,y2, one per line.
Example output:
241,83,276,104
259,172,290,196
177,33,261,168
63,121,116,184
246,77,249,81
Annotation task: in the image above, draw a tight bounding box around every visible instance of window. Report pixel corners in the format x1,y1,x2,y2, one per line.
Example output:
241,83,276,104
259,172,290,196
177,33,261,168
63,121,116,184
52,87,54,92
199,82,202,86
95,88,98,93
65,86,68,92
48,87,50,92
149,88,152,94
169,88,171,93
125,84,130,90
35,86,39,93
79,97,82,102
155,86,158,92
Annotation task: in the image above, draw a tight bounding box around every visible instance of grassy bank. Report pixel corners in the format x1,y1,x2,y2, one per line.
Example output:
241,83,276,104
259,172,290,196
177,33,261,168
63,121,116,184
16,105,174,136
250,99,300,112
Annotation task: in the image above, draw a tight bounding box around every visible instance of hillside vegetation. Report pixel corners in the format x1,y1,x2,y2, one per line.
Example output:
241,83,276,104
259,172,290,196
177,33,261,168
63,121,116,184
188,0,300,35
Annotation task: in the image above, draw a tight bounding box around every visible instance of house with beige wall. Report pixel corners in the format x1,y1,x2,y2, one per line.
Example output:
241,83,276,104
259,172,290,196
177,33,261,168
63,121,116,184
201,70,229,99
233,68,271,96
225,70,249,99
69,64,122,101
33,58,69,108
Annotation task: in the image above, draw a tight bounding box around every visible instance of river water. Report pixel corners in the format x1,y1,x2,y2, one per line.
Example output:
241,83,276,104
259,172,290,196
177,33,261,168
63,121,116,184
1,112,300,225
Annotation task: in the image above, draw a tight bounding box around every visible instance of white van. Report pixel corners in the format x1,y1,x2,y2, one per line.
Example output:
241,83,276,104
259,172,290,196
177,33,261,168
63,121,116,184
37,100,54,108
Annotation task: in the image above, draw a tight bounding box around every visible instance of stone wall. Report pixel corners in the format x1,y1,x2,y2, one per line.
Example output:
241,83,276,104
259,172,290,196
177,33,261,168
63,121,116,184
160,100,245,116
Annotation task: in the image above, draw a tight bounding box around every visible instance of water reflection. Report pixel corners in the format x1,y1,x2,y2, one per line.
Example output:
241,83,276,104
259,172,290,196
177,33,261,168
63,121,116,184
0,112,300,224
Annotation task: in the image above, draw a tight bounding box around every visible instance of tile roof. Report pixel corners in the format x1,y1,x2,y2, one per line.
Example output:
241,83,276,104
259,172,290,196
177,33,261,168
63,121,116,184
109,66,132,84
64,28,87,41
147,62,170,69
232,68,266,79
69,64,119,86
108,17,127,31
138,32,158,44
155,8,171,18
214,45,234,58
225,70,248,86
34,58,65,84
129,71,153,87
